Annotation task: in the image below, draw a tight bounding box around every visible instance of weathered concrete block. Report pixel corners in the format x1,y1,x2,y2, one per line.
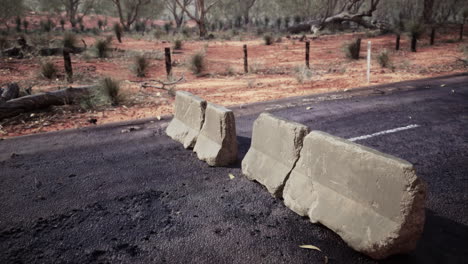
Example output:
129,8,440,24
283,131,427,259
242,113,309,197
166,91,206,149
193,103,238,166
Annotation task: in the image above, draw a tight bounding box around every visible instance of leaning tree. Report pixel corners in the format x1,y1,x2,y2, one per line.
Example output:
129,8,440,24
175,0,221,38
110,0,152,31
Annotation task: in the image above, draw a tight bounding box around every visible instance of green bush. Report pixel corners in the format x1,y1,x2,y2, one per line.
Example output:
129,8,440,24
377,49,391,68
40,61,57,79
94,39,110,58
132,55,150,77
60,18,66,30
63,32,77,49
40,19,55,32
293,65,313,84
344,39,361,60
264,34,273,45
23,20,29,32
190,52,205,75
174,39,183,50
99,77,123,106
406,21,425,39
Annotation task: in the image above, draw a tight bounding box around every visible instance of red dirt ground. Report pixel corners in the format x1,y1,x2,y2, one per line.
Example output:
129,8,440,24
0,25,466,138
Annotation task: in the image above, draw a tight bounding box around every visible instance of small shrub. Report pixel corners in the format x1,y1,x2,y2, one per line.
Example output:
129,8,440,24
461,45,468,56
94,39,110,58
174,39,183,50
190,52,205,75
99,77,123,106
40,19,55,32
113,23,123,43
23,20,29,32
97,19,104,30
344,39,361,60
60,18,66,30
377,49,391,68
264,34,273,45
0,36,9,50
40,61,57,79
63,32,77,49
293,65,313,84
406,21,425,39
105,35,113,44
182,27,191,37
132,55,150,77
224,65,235,76
163,23,172,34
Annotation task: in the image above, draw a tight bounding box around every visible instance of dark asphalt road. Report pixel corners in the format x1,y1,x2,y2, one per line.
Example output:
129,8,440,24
1,74,467,264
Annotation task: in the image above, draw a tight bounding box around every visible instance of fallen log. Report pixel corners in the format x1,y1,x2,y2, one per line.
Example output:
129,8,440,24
0,83,20,103
0,86,96,120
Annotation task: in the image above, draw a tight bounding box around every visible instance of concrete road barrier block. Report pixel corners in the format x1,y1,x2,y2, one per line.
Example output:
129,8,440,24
166,91,206,149
193,103,238,166
242,113,309,197
283,131,427,259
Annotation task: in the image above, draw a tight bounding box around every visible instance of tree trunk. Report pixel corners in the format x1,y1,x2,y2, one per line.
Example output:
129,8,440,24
411,35,417,52
165,48,172,77
430,27,435,45
198,21,207,38
243,44,248,73
395,34,400,51
63,49,73,83
0,86,95,120
460,23,464,41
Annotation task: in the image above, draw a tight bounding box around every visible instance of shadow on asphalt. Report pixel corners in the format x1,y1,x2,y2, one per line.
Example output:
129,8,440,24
383,210,468,264
225,136,252,169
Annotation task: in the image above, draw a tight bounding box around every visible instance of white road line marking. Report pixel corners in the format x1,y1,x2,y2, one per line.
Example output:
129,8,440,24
348,124,420,142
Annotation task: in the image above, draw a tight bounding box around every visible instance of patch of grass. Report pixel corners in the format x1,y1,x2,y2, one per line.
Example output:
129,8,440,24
93,38,110,58
293,65,313,84
62,32,77,49
90,77,125,107
249,61,265,74
264,34,273,45
40,61,57,79
40,19,55,32
461,45,468,56
377,49,391,68
174,39,183,50
224,65,236,76
132,55,150,77
344,39,361,60
189,52,205,75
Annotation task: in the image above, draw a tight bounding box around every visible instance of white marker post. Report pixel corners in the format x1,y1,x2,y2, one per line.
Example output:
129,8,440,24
367,41,371,84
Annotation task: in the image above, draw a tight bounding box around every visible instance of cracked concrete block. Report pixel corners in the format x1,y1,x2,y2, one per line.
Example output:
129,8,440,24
283,131,427,259
166,91,206,149
242,113,309,197
193,103,238,166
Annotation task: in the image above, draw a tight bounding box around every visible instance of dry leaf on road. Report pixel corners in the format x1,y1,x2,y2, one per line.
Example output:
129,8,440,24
299,245,321,251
